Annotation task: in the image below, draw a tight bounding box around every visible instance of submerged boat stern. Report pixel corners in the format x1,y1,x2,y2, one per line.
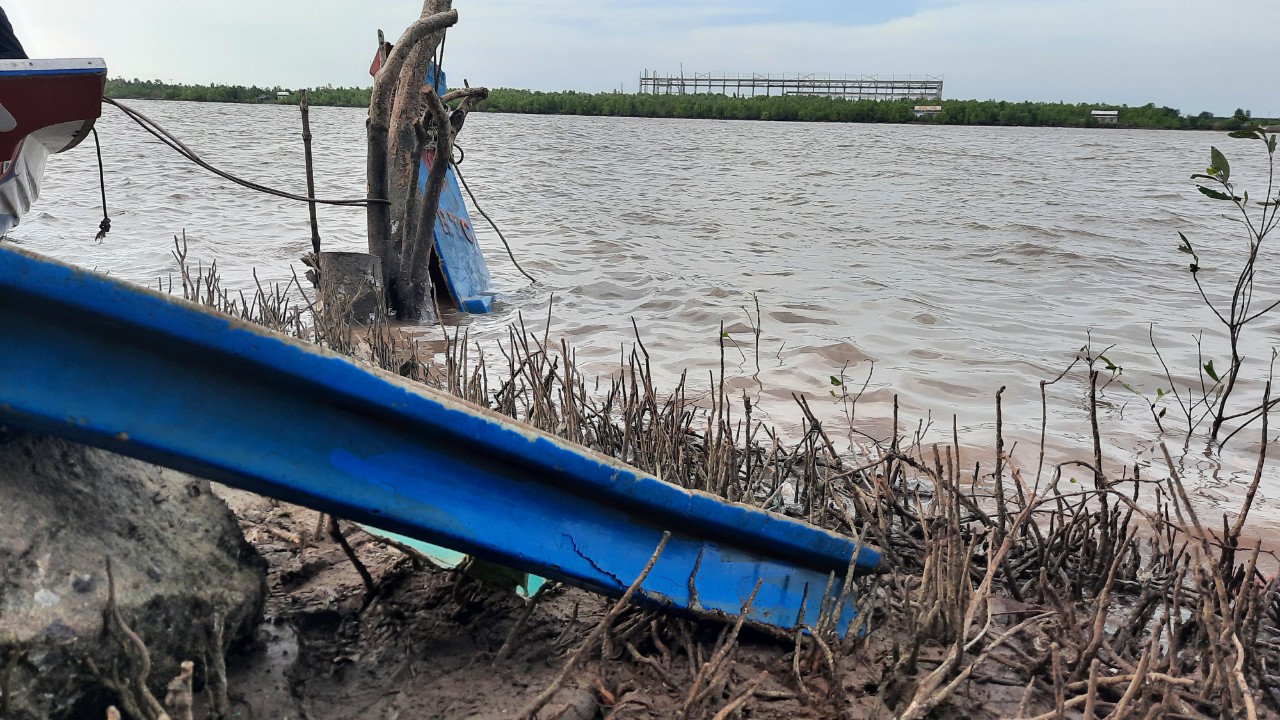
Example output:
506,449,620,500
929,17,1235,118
420,62,493,313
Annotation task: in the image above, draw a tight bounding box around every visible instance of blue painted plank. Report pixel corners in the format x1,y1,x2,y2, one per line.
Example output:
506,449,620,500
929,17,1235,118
421,63,492,313
0,246,879,633
0,58,107,77
0,67,104,76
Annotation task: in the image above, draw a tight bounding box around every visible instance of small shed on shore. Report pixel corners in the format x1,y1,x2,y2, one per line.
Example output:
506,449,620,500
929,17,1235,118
276,90,290,100
914,105,942,117
1092,109,1119,124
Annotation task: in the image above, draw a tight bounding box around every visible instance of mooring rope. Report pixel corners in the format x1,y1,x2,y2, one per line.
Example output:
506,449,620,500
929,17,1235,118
101,95,535,285
435,29,447,85
102,97,388,207
90,127,111,242
451,153,537,284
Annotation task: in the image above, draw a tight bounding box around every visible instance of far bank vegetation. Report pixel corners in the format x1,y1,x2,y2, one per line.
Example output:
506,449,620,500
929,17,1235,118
103,78,1266,130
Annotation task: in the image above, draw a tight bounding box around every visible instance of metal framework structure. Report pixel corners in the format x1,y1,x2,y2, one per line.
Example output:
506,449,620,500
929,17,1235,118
638,71,943,101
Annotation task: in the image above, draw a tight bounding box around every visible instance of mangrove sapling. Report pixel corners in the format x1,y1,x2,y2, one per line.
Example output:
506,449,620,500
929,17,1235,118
1157,127,1280,447
1078,339,1125,491
828,358,875,444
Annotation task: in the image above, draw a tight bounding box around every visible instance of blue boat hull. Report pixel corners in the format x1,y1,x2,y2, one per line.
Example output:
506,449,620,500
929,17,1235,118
0,246,879,633
423,63,492,313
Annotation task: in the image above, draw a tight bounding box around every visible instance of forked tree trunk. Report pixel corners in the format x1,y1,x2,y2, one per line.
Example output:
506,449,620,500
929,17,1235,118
387,0,452,256
366,4,458,319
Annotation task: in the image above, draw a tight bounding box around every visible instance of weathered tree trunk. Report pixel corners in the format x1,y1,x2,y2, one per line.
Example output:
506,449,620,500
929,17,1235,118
387,0,453,257
365,6,458,318
366,5,492,320
318,251,385,325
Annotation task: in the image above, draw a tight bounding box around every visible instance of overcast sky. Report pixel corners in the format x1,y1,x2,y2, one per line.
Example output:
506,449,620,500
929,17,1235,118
10,0,1275,116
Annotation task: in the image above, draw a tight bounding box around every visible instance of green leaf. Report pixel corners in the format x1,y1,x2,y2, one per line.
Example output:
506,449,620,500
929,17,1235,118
1099,354,1120,372
1190,173,1217,181
1228,130,1261,140
1210,146,1230,182
720,330,729,338
1269,135,1277,155
829,375,843,387
1177,232,1194,254
1159,407,1167,418
1197,186,1235,201
1156,388,1165,399
1204,360,1220,382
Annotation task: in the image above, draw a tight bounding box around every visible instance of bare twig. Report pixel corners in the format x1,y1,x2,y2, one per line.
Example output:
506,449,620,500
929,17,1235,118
517,532,671,720
327,517,377,605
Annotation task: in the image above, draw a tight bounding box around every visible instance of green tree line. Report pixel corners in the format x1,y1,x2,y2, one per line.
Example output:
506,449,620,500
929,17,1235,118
105,78,372,107
104,79,1266,130
479,90,1265,130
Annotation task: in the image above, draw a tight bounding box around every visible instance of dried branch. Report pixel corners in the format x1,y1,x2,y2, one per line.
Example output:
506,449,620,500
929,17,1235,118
517,532,671,720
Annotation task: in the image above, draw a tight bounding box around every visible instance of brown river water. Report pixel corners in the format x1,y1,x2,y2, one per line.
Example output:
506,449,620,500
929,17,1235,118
8,100,1279,525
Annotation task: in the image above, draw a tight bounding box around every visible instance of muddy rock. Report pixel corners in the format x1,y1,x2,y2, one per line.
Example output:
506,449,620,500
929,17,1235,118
0,432,266,719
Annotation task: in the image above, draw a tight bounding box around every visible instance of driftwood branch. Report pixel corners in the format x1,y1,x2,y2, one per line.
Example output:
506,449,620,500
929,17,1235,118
365,4,495,319
441,86,489,138
441,86,489,105
394,118,431,313
368,9,458,123
398,84,490,308
517,532,671,720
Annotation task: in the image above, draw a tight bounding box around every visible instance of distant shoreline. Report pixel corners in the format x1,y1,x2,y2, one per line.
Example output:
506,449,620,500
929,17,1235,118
104,79,1266,131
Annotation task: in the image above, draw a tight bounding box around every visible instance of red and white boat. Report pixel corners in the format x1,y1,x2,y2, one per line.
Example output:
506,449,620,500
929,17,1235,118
0,58,106,236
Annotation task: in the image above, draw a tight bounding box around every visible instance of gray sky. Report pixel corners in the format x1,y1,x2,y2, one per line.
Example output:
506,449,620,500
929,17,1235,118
11,0,1276,116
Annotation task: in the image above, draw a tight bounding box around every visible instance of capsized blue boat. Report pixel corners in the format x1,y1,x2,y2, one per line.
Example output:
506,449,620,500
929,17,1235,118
0,245,880,634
